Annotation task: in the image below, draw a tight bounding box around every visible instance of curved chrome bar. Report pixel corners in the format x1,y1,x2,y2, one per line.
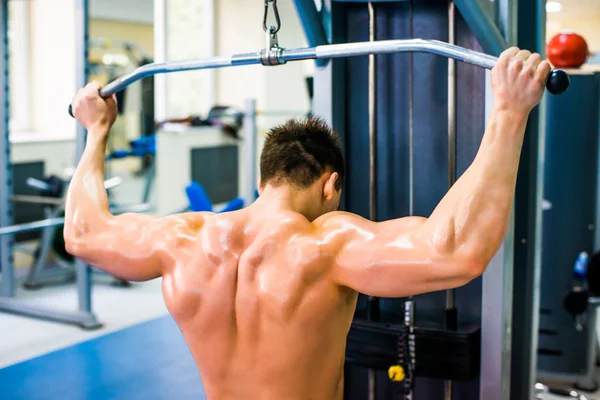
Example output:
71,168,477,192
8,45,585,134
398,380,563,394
100,56,238,97
283,39,498,69
313,39,498,69
67,38,566,111
97,39,499,98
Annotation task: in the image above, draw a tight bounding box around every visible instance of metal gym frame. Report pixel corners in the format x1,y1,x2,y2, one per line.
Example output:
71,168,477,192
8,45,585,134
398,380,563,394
0,0,102,328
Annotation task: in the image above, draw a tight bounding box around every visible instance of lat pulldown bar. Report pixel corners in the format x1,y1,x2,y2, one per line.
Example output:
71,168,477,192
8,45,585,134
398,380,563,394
68,38,570,115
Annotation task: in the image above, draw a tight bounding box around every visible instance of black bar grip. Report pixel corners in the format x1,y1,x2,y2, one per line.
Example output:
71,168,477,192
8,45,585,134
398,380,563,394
68,104,74,118
546,69,570,95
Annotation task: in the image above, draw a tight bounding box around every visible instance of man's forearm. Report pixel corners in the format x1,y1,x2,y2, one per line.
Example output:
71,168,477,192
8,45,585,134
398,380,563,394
64,128,111,240
416,107,529,265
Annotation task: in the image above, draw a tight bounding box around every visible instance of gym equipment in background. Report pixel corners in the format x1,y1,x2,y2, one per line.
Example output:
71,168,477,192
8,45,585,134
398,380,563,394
89,38,155,137
156,106,244,140
106,134,156,204
185,181,244,213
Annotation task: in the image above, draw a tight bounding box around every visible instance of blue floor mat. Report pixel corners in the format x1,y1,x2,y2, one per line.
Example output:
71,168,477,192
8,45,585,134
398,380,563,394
0,316,206,400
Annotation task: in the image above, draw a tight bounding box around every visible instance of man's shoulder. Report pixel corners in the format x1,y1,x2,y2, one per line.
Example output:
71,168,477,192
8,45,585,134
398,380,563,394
309,212,370,252
162,211,216,231
312,211,366,232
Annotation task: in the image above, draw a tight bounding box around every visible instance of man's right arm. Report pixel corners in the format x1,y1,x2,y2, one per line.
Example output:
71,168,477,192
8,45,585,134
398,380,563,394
321,47,551,298
65,82,211,282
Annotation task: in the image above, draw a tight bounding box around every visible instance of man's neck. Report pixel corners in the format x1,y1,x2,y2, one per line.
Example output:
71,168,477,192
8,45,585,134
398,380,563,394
253,185,317,221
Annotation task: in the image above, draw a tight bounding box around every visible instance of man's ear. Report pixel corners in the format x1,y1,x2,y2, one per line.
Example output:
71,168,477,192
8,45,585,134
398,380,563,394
257,178,263,196
323,172,339,200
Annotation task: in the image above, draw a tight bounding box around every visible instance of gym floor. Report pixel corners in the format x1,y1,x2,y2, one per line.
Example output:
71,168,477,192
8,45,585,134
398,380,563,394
1,166,600,400
0,278,166,369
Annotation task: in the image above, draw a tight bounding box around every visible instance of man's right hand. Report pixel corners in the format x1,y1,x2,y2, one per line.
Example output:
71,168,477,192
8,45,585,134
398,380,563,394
491,47,552,116
71,82,118,133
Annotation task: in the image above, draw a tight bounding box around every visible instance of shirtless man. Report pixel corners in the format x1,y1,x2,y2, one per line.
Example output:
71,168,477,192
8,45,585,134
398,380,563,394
65,47,551,400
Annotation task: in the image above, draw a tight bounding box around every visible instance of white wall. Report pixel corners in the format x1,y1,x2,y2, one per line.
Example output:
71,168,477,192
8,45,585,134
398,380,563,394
8,1,31,133
214,0,266,109
261,1,313,114
90,0,153,25
28,0,79,139
164,0,215,117
8,0,87,139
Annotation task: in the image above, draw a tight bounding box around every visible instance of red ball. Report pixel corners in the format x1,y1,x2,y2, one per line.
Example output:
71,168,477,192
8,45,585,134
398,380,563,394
547,32,589,69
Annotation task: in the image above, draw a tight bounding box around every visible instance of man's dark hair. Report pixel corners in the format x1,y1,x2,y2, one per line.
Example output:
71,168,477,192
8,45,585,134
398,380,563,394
260,117,345,190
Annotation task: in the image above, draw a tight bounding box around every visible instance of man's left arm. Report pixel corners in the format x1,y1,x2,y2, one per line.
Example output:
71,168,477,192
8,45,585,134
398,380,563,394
64,83,208,281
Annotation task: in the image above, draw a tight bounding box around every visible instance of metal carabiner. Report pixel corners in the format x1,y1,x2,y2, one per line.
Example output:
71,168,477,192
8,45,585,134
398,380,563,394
262,0,281,34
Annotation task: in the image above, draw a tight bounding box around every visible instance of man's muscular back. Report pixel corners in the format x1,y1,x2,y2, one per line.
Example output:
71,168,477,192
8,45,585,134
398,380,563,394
161,209,357,400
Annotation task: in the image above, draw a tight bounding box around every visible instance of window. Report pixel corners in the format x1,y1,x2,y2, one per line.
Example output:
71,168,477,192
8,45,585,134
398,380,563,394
8,0,31,133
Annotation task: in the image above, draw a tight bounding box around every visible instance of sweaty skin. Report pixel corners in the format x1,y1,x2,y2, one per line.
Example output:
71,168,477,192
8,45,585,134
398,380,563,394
65,47,551,400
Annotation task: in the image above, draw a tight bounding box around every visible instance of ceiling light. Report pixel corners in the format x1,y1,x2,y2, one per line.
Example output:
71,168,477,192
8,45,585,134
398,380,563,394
546,1,563,13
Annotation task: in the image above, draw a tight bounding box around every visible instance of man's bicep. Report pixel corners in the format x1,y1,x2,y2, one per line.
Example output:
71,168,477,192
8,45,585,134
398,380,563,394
329,216,475,297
